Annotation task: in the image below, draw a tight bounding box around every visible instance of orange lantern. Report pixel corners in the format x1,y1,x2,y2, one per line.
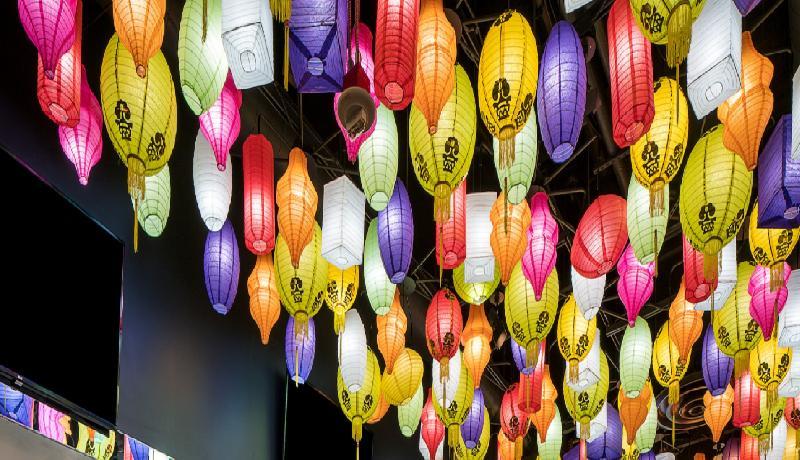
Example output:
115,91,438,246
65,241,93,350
717,32,774,170
618,380,653,443
703,386,734,443
461,304,492,388
490,193,531,285
112,0,166,78
669,281,704,365
497,431,523,460
377,291,407,374
368,395,390,424
414,0,457,133
276,148,318,267
529,365,558,442
247,254,281,345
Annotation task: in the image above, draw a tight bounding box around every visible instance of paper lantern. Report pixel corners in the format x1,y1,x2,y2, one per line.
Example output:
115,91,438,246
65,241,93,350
421,390,446,458
617,245,656,326
431,352,474,448
607,0,654,147
221,0,274,89
750,336,792,408
377,179,413,283
572,267,605,320
569,333,603,393
693,239,737,310
703,323,734,396
704,386,734,443
410,64,476,223
247,254,280,345
0,383,33,428
398,383,423,437
288,0,347,93
784,425,799,460
35,0,80,127
779,271,800,348
204,220,240,315
683,233,717,306
364,219,395,315
558,294,597,383
430,351,460,416
749,203,799,291
382,348,423,405
113,0,166,78
759,116,800,228
686,0,741,118
496,431,522,460
586,404,623,459
455,406,490,460
490,194,531,285
58,73,102,186
377,291,406,372
780,347,800,398
135,164,170,238
199,74,241,171
359,104,398,211
461,304,492,387
276,148,317,267
426,288,463,376
326,264,358,335
275,224,328,326
652,320,690,414
718,32,773,170
571,194,628,278
579,397,609,443
464,192,497,283
714,262,761,377
734,369,761,428
337,350,381,451
285,315,315,384
436,181,467,270
477,10,538,168
193,132,232,231
339,310,367,392
523,192,559,301
618,380,652,443
413,0,456,132
627,177,668,265
178,0,227,115
749,263,791,339
510,337,538,376
564,349,610,439
628,0,705,67
636,390,658,453
537,20,586,163
321,176,365,269
766,419,789,460
501,383,530,442
19,0,76,80
505,265,559,369
669,282,703,365
742,391,786,454
454,261,500,307
242,134,275,255
621,316,653,397
537,407,562,460
460,388,485,449
680,126,752,280
419,436,444,460
367,395,389,424
374,0,419,110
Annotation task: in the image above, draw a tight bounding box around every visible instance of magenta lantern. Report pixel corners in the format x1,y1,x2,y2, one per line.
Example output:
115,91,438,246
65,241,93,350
522,192,559,300
18,0,76,79
199,73,242,171
617,245,655,326
748,263,791,339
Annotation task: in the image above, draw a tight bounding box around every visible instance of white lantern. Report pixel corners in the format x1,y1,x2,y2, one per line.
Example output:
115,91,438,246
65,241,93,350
577,401,608,442
686,0,742,118
694,240,737,311
779,345,800,398
133,164,171,238
398,382,423,437
619,317,652,397
572,267,605,320
322,176,365,269
766,419,788,460
537,407,563,460
221,0,275,89
418,432,444,460
794,68,800,160
338,309,367,392
193,132,232,231
564,0,595,13
465,192,497,283
568,334,602,392
432,348,462,407
780,270,800,348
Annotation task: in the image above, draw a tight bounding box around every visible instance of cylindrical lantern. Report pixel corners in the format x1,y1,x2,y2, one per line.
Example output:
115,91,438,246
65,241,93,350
204,219,240,314
425,288,463,376
779,270,800,348
572,267,606,320
490,194,531,285
58,72,102,186
374,0,419,110
221,0,275,89
288,0,347,93
464,192,497,283
248,254,280,345
571,194,628,278
703,323,734,397
500,383,530,441
749,263,791,339
377,291,407,373
714,262,761,378
749,202,799,291
382,348,423,405
339,309,367,392
436,181,467,270
749,336,792,408
529,364,558,441
421,390,445,458
669,282,704,365
523,192,559,301
275,224,328,327
337,350,381,451
112,0,166,76
322,175,366,269
413,0,456,132
359,104,398,212
36,0,81,127
193,131,232,231
505,265,558,369
461,304,493,387
617,244,656,325
734,370,761,428
364,219,395,315
178,0,228,115
627,176,668,264
242,134,275,255
564,350,610,440
377,179,414,283
628,0,705,67
557,294,597,383
493,113,537,205
199,73,241,171
620,316,653,397
453,262,500,307
135,164,170,237
652,320,689,413
325,264,359,335
276,147,318,268
398,383,423,437
758,115,800,228
285,315,315,384
460,388,485,449
19,0,77,79
618,380,652,443
704,386,734,443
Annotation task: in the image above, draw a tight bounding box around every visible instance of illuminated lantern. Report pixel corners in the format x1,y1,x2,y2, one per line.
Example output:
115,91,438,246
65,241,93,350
718,32,773,170
36,0,80,126
364,219,395,315
432,352,474,448
580,402,609,446
570,334,603,392
178,0,227,115
679,126,752,280
374,0,419,110
628,0,706,67
285,315,315,384
326,265,359,334
703,323,734,396
750,337,792,408
572,267,606,320
636,390,658,453
247,254,280,345
758,115,800,228
505,265,559,368
276,148,317,268
743,391,786,454
714,263,761,378
683,233,718,304
686,0,741,118
421,390,446,458
454,260,500,306
518,366,543,413
558,294,597,383
501,383,530,441
135,164,170,237
455,406,490,460
740,432,760,460
788,398,800,429
398,383,423,437
785,425,799,460
620,316,653,397
242,134,275,255
112,0,165,77
748,263,791,339
693,239,737,311
779,270,800,348
571,194,628,278
359,104,398,212
410,64,476,223
734,370,761,427
586,405,623,459
477,10,538,168
193,132,232,231
627,177,668,264
204,220,240,314
19,0,76,80
564,349,610,440
426,288,462,377
465,192,497,283
780,347,800,397
221,0,275,89
537,407,562,460
618,380,652,443
490,194,531,285
461,388,485,449
288,0,347,93
419,436,444,460
413,0,456,132
530,365,558,441
275,224,328,327
607,0,654,147
382,348,424,405
368,395,389,424
524,192,559,301
669,282,703,365
537,20,586,163
322,176,365,269
199,74,241,171
0,383,33,428
704,386,734,442
377,180,414,283
497,431,522,460
749,203,799,291
493,114,537,205
339,310,367,392
652,320,690,433
58,73,102,186
617,245,656,325
767,419,789,460
337,350,381,455
436,181,467,270
377,291,406,372
461,304,492,387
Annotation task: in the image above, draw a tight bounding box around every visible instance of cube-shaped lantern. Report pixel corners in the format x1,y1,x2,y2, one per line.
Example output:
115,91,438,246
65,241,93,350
322,176,365,269
465,192,496,283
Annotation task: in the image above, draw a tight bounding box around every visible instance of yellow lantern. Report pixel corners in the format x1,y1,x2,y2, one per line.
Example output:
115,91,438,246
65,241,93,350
414,0,457,132
432,353,474,448
749,202,800,291
557,294,598,383
653,320,690,442
477,10,538,168
461,304,493,388
490,193,531,285
529,365,558,442
564,349,610,440
454,407,490,460
275,224,328,331
377,291,407,374
668,281,703,365
382,348,424,406
628,0,707,67
276,148,318,268
367,395,389,424
453,262,500,306
750,336,792,410
325,264,359,334
112,0,166,77
703,386,733,443
247,254,281,345
338,349,382,454
743,390,786,454
713,262,762,378
505,264,559,368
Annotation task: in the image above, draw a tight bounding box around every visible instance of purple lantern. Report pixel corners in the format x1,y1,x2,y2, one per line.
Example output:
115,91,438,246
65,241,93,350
638,452,656,460
733,0,761,15
377,179,414,283
537,20,587,164
758,115,800,228
702,323,734,396
127,436,150,460
721,436,740,460
204,220,240,315
587,405,623,460
510,339,534,375
288,0,348,93
460,388,485,449
563,445,580,460
285,316,316,385
0,382,33,428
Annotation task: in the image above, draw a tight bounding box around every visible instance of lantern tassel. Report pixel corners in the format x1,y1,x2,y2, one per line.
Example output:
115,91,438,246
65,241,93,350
438,225,444,286
759,434,771,456
569,359,579,384
440,357,450,381
294,341,299,387
133,198,139,253
128,161,145,253
498,137,515,169
734,350,750,380
433,183,451,224
770,263,784,292
580,418,590,440
283,23,290,91
767,382,778,413
334,311,345,335
447,425,459,448
650,182,664,217
526,340,540,369
702,239,721,281
666,2,691,68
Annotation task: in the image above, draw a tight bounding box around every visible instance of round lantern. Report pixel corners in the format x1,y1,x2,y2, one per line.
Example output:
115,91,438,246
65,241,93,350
453,262,500,306
571,194,628,278
247,254,280,345
364,219,395,315
288,0,347,93
421,390,446,458
564,349,610,440
374,0,419,110
627,176,668,265
112,0,166,75
359,104,398,212
178,0,228,115
285,315,315,384
58,73,102,186
749,202,799,291
413,0,456,132
461,304,493,388
758,115,800,228
377,179,414,283
620,316,653,397
505,265,559,368
19,0,76,80
669,282,704,365
537,407,563,460
703,323,734,396
398,383,423,437
704,386,734,443
204,220,240,314
36,0,80,127
275,224,328,328
455,406,490,460
734,370,762,428
779,270,800,348
500,383,530,442
193,132,232,232
713,262,761,378
377,291,406,373
618,380,652,444
460,388,485,449
199,73,241,171
276,147,318,268
652,320,690,417
628,0,706,67
337,350,382,454
431,352,474,448
382,348,423,405
523,192,559,301
557,294,597,383
490,194,531,285
339,309,367,392
529,364,558,441
493,113,538,204
425,288,463,377
749,263,791,339
572,267,606,320
749,337,792,409
436,181,466,270
221,0,275,89
368,396,389,424
242,134,275,255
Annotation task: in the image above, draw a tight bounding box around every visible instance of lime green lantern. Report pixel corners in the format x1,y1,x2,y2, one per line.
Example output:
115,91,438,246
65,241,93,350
364,219,395,315
453,262,500,305
275,223,328,329
493,113,538,205
743,391,786,454
178,0,228,115
635,389,658,453
397,383,423,438
358,104,398,211
627,176,668,265
620,316,653,398
505,263,559,368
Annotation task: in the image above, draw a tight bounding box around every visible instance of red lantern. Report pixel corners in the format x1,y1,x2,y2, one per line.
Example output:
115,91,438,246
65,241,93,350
607,0,654,147
436,181,466,270
740,431,760,460
374,0,419,110
517,342,545,414
683,235,717,304
242,134,275,256
421,389,445,457
571,194,628,278
786,398,800,430
37,0,81,126
425,288,463,378
733,370,761,428
501,383,531,442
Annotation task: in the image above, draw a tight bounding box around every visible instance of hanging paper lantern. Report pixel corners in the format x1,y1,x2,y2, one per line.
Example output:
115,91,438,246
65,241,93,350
135,164,170,237
564,349,610,440
322,176,365,269
572,267,606,320
364,219,395,315
276,148,318,268
743,391,786,454
570,334,603,393
579,398,609,443
221,0,274,89
288,0,346,93
436,181,467,270
455,406,490,460
325,261,357,332
493,113,538,205
529,364,558,441
749,263,791,339
193,132,232,231
523,192,559,301
652,320,690,416
285,315,315,384
628,0,706,67
669,282,704,365
419,435,444,460
58,73,102,186
636,390,658,453
374,0,419,110
398,383,423,437
454,262,500,306
339,309,368,392
367,395,389,424
607,0,654,147
692,239,737,310
359,104,398,212
490,194,531,285
703,323,734,396
464,192,497,283
425,288,463,376
0,383,33,428
204,220,240,315
627,177,668,265
501,383,530,442
413,0,456,132
112,0,166,78
586,405,623,459
460,388,485,449
496,431,523,460
749,336,792,408
620,316,653,397
242,134,275,255
558,294,597,384
247,254,280,345
178,0,227,115
617,245,656,326
780,346,800,398
718,32,773,170
571,194,628,278
536,407,562,460
421,390,446,458
679,126,752,280
758,115,800,228
19,0,76,80
377,180,414,283
477,10,538,169
734,369,761,428
704,386,734,443
377,291,406,372
275,224,328,327
410,64,476,223
382,348,424,405
618,380,652,443
749,202,799,291
779,270,800,348
199,74,241,171
431,352,474,448
337,350,381,453
36,0,80,127
461,304,492,387
537,20,586,163
505,265,559,369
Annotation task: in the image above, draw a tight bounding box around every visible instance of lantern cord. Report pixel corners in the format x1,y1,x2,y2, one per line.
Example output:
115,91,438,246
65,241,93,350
498,137,515,169
283,22,290,91
133,199,139,253
569,359,578,384
653,230,659,278
774,291,780,340
353,0,361,66
201,0,208,41
294,342,299,388
356,441,359,460
434,183,451,224
299,94,304,148
504,180,508,233
438,225,444,286
666,3,691,68
526,340,539,369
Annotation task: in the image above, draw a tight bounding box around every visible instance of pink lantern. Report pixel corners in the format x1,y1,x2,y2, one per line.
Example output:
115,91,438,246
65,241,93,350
18,0,77,79
199,73,242,171
749,263,791,339
57,71,102,186
617,245,655,326
522,192,559,300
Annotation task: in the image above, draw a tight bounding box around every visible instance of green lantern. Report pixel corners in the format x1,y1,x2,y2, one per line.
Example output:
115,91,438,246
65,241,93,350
397,382,423,437
627,176,668,265
453,262,500,305
134,164,171,237
619,316,653,398
364,219,395,315
178,0,228,115
359,104,398,211
635,389,658,453
493,114,538,205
